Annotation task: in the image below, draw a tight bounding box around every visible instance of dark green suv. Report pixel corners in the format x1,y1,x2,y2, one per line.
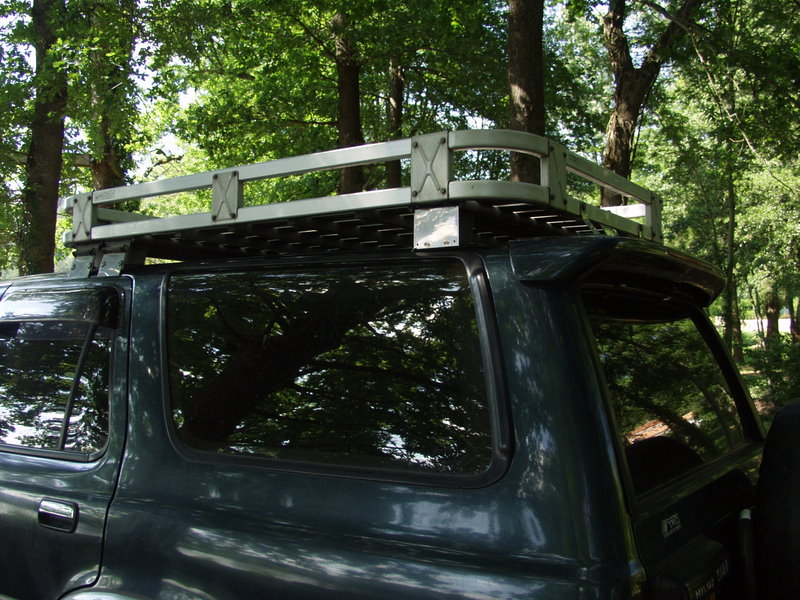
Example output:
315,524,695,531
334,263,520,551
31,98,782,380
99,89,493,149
0,131,779,599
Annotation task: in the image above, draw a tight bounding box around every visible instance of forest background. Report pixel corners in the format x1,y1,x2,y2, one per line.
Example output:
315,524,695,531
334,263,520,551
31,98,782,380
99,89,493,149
0,0,798,413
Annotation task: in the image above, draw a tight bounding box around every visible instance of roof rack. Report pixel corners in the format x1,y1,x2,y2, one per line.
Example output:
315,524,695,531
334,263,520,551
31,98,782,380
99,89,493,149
60,129,662,278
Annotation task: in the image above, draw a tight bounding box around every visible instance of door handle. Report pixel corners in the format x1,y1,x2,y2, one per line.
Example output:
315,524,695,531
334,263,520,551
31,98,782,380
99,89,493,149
38,499,79,533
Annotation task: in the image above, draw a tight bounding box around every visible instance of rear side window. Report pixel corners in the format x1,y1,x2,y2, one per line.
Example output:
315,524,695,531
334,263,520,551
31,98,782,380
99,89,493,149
167,261,493,478
0,288,117,455
587,301,747,495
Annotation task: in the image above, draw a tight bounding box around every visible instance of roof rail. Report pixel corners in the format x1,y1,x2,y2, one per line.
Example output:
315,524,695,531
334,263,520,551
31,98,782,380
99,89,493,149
60,129,662,277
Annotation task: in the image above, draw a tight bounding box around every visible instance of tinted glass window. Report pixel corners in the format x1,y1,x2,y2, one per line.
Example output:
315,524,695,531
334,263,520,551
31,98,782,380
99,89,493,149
589,311,746,494
167,262,492,476
0,291,116,454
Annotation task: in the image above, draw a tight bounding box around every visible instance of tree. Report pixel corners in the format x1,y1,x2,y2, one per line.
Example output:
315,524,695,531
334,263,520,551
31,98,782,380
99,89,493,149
18,0,67,275
330,11,365,193
633,0,800,375
508,0,545,183
600,0,701,206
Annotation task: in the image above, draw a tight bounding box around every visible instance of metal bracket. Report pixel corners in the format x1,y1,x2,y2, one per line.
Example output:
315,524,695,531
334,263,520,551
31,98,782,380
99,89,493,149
413,206,471,249
68,243,129,278
212,171,242,222
98,247,128,277
69,254,98,279
410,133,451,203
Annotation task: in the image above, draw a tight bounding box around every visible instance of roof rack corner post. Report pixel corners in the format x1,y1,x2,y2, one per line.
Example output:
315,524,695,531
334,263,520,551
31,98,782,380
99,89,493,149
410,132,452,204
211,170,242,222
540,139,568,212
70,192,97,244
649,192,664,243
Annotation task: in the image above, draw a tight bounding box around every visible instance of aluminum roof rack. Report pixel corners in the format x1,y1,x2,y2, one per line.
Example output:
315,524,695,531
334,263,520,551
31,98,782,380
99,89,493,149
60,129,662,277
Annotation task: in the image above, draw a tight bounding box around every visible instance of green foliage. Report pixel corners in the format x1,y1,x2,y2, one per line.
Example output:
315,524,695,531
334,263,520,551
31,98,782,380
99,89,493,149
545,2,611,150
745,335,800,417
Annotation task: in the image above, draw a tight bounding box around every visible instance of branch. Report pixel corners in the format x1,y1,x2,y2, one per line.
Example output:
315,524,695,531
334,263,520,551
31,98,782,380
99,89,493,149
637,0,696,32
642,0,702,72
65,153,94,168
195,68,256,81
284,12,336,61
4,151,26,166
142,152,185,180
5,151,94,168
283,118,337,126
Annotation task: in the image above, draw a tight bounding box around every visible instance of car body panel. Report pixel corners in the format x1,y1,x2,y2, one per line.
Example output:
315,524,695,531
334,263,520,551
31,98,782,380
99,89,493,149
0,278,130,600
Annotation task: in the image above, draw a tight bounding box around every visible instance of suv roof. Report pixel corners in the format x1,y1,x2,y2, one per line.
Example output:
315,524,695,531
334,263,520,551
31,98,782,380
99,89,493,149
59,129,662,278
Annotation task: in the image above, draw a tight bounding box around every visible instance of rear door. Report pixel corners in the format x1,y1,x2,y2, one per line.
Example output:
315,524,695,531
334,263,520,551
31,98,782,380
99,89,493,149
584,290,763,599
0,280,129,599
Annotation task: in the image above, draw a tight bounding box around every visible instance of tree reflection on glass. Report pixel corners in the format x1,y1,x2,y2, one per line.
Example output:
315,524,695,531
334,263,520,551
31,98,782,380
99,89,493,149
167,262,492,475
0,320,111,453
591,316,746,494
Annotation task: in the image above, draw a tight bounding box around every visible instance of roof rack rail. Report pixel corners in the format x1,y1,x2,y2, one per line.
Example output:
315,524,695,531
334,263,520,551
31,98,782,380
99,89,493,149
60,129,662,277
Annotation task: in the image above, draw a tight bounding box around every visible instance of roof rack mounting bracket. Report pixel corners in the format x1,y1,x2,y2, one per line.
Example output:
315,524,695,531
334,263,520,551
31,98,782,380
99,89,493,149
414,205,474,249
69,246,100,279
68,242,131,278
98,243,130,277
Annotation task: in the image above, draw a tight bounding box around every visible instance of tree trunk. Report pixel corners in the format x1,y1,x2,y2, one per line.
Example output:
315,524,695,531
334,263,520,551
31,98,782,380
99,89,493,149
18,0,67,275
508,0,545,184
601,0,701,206
722,149,741,359
788,296,799,343
765,287,781,349
730,282,744,362
332,12,365,195
386,59,405,189
91,117,127,190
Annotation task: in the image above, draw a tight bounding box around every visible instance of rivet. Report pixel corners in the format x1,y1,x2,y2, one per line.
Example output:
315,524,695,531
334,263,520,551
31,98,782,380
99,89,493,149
412,190,418,197
440,188,446,195
440,137,446,144
412,141,418,148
